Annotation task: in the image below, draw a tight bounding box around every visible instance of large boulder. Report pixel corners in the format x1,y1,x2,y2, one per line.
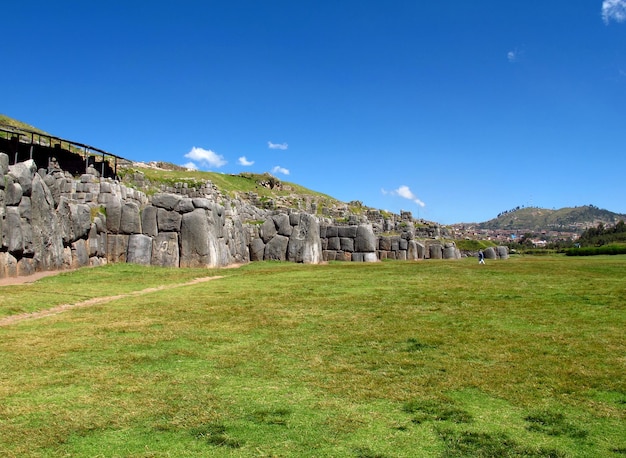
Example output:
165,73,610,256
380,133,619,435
127,234,152,265
105,195,123,233
157,208,182,232
429,243,443,259
259,218,277,243
4,207,23,254
107,234,129,263
496,246,509,259
5,180,23,206
152,232,180,267
8,159,36,196
180,208,220,267
355,224,377,252
484,246,497,259
286,213,322,264
71,239,90,268
274,213,292,237
151,193,182,211
141,205,158,237
31,173,64,270
120,202,141,234
249,237,265,261
443,242,460,259
264,234,289,261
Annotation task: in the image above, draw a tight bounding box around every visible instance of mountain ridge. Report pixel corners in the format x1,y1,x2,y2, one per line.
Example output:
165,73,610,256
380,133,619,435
471,205,626,233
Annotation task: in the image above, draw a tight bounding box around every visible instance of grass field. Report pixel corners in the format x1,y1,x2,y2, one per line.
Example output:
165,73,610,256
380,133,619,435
0,256,624,457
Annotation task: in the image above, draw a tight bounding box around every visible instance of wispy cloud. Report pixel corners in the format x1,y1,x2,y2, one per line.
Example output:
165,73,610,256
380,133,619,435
271,165,290,175
182,162,198,171
382,185,425,207
268,141,288,150
602,0,626,24
238,156,254,166
184,147,227,169
507,50,517,63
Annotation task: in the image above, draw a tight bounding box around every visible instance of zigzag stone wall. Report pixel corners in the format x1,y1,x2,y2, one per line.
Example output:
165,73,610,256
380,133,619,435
0,155,491,279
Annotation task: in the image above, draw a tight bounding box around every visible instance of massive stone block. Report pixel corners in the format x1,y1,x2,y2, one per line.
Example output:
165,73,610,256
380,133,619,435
496,246,509,259
355,224,377,252
484,246,497,259
180,208,224,267
379,237,392,251
260,218,277,243
0,153,9,176
152,193,182,210
31,173,64,270
338,225,358,238
120,202,141,234
8,160,36,196
429,243,443,259
71,239,90,268
141,205,158,237
157,208,182,232
363,252,378,262
286,213,322,264
224,217,249,264
107,234,129,263
340,237,354,252
327,236,340,250
0,252,18,277
249,237,265,261
274,213,292,236
152,232,180,267
127,234,153,265
265,234,289,261
5,207,23,253
71,203,92,242
443,242,460,259
5,180,23,206
105,195,122,234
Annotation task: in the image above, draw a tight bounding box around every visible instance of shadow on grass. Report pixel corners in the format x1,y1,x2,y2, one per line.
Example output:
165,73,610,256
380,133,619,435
190,423,243,449
437,428,566,457
524,410,588,439
402,398,472,424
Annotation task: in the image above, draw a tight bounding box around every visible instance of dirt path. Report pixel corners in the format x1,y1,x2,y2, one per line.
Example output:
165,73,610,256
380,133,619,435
0,275,224,327
0,270,75,287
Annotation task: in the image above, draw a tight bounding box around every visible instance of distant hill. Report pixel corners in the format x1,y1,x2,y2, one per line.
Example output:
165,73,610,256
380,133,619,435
477,205,626,233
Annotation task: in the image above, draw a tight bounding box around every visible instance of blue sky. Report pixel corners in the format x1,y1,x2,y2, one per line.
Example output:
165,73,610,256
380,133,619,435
2,1,625,224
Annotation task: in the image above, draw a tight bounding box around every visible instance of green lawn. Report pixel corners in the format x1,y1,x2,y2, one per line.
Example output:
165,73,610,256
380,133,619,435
0,256,624,457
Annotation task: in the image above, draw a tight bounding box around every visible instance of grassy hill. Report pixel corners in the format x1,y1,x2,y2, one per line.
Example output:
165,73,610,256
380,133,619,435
0,114,48,134
477,205,626,232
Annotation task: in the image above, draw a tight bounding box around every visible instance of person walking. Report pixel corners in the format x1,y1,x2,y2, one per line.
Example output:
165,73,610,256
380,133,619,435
478,250,485,264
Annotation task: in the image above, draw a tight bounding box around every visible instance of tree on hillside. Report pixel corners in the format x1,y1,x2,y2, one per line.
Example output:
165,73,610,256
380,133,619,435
578,220,626,246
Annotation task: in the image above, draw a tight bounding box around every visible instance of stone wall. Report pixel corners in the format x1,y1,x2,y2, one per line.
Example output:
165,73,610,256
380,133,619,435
0,155,505,279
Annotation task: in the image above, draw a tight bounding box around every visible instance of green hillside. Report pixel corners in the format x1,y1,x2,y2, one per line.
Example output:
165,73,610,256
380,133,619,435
477,205,626,232
0,114,48,135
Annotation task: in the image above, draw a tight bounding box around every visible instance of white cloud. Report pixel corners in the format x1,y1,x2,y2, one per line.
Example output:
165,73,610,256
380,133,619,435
271,165,290,175
238,156,254,166
383,185,426,207
182,161,198,170
268,141,288,150
184,147,227,169
507,51,517,63
602,0,626,24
